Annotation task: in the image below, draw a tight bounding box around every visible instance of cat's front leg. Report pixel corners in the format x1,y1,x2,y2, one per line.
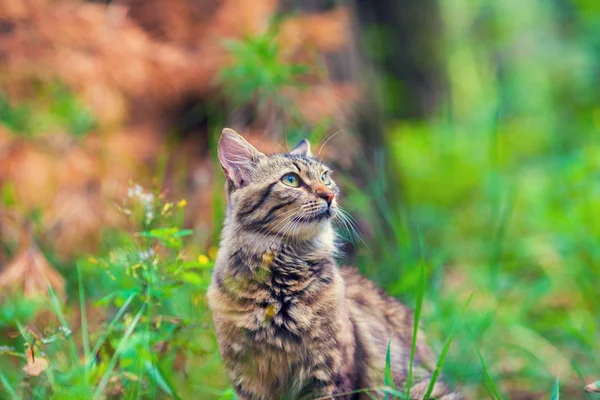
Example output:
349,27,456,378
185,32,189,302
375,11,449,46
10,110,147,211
232,382,265,400
299,371,343,400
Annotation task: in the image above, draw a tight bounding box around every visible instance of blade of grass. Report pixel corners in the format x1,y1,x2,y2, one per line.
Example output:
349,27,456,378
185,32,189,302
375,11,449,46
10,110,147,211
144,360,181,400
384,336,394,399
423,292,475,399
87,293,136,368
47,285,80,368
468,325,502,400
551,376,559,400
0,370,21,400
405,229,426,398
77,264,92,397
93,303,146,398
77,264,90,361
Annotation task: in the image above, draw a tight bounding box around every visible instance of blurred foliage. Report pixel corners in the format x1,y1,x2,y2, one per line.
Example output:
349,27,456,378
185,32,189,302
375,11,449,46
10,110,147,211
219,20,334,148
220,23,308,108
0,82,96,137
1,0,600,399
353,0,600,398
0,186,227,398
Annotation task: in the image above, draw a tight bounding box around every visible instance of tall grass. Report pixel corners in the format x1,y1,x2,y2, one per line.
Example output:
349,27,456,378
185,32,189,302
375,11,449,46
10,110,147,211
2,2,600,397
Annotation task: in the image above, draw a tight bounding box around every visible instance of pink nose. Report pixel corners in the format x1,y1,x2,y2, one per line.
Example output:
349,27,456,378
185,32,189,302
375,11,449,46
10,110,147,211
319,191,334,205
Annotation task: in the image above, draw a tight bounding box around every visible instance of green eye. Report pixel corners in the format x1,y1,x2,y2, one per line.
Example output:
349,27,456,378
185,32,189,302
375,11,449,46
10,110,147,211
281,173,300,187
321,171,331,185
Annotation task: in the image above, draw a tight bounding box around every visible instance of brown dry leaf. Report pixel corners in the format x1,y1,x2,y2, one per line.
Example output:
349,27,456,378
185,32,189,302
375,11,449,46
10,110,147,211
22,346,49,377
55,145,101,188
278,8,352,56
4,143,59,209
286,83,360,125
0,239,66,300
46,187,104,258
207,0,277,39
0,0,32,19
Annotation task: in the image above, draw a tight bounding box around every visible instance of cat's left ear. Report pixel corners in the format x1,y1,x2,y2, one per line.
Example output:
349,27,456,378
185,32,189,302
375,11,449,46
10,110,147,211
289,139,312,157
218,128,264,188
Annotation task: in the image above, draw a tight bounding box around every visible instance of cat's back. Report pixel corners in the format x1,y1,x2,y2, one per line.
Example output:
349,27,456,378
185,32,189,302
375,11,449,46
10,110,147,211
341,267,416,340
341,267,460,399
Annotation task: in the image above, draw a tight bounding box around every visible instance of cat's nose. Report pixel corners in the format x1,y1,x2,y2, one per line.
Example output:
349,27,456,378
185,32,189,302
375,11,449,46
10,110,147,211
316,189,334,205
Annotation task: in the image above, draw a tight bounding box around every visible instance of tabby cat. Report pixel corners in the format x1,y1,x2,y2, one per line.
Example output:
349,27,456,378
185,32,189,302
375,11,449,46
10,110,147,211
207,129,459,400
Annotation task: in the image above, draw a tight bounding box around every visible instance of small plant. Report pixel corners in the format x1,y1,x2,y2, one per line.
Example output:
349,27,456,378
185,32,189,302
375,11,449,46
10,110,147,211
0,184,221,399
219,22,308,109
219,19,317,139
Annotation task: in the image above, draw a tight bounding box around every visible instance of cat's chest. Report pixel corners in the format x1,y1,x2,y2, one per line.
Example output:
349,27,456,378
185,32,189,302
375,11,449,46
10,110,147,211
229,247,333,295
213,248,338,342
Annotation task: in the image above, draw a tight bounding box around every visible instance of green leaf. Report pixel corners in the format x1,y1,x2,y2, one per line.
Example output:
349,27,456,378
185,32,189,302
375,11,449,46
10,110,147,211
140,227,178,239
145,360,181,399
182,272,205,286
173,229,194,238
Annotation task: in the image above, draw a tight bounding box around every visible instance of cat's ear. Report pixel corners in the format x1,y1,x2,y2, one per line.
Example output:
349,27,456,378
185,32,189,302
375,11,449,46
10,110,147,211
289,138,312,157
218,128,264,188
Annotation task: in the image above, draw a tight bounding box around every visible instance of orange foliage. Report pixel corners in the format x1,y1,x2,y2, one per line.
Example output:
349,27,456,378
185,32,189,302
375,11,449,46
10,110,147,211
0,0,360,261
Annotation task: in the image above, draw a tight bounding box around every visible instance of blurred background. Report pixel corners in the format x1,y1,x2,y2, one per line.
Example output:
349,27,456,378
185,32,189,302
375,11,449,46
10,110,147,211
0,0,599,398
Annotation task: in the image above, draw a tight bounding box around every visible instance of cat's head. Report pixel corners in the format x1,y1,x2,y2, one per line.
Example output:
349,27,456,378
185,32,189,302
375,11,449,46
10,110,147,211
217,128,339,239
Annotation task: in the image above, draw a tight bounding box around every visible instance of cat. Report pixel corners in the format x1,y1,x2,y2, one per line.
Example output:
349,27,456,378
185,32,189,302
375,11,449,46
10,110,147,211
207,128,460,400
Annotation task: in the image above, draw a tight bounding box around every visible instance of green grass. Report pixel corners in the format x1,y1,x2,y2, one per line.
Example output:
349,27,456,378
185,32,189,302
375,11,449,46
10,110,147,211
0,82,96,137
384,337,395,399
404,232,426,398
0,187,225,399
2,2,600,398
552,376,560,400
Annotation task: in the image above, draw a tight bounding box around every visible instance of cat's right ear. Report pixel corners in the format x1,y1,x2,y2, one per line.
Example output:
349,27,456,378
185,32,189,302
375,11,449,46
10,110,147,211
289,138,312,157
218,128,264,188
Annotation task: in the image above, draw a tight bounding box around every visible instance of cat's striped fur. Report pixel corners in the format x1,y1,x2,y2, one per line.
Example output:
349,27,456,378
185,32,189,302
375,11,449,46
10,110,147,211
207,128,459,399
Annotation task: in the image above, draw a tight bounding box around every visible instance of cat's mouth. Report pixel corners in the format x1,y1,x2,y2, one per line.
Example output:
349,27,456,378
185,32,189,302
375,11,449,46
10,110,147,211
293,207,334,223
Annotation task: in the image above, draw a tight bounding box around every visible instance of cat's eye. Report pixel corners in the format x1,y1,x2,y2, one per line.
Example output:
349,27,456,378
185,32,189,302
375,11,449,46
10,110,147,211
321,171,331,185
281,173,301,187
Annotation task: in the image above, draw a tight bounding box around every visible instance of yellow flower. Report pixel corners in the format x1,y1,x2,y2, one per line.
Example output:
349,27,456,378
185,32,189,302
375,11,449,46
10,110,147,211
177,199,187,208
198,254,210,265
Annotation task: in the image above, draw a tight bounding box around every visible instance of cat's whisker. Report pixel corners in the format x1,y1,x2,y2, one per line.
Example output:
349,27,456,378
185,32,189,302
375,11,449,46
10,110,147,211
317,129,344,158
333,207,370,250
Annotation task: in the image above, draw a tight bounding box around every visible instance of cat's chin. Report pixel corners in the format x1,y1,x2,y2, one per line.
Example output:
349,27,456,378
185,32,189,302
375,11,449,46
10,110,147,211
294,205,337,223
287,223,331,241
287,216,335,241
